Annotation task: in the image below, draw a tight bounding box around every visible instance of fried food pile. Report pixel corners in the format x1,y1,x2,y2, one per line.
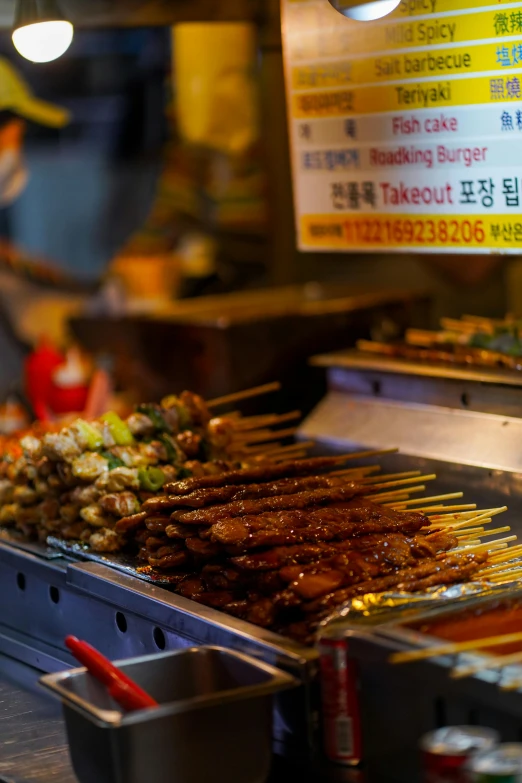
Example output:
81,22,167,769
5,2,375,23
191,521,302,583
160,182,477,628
0,392,262,553
116,457,488,644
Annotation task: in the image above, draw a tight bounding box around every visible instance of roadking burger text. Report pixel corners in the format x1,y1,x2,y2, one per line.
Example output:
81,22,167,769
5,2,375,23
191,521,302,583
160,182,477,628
370,145,487,169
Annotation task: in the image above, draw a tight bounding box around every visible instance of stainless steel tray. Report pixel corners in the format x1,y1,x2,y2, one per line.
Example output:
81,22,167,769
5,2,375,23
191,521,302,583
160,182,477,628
0,540,319,761
42,647,297,783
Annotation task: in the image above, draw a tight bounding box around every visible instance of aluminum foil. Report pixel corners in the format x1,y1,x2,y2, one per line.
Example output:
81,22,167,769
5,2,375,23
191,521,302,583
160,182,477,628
318,580,522,640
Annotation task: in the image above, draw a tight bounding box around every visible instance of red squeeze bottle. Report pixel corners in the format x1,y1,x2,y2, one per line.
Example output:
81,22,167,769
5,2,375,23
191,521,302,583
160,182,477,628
65,636,158,712
48,348,89,415
24,338,63,419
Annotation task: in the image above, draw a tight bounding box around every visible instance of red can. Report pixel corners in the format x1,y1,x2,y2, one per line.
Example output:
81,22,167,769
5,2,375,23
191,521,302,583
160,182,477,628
319,636,362,766
421,726,500,783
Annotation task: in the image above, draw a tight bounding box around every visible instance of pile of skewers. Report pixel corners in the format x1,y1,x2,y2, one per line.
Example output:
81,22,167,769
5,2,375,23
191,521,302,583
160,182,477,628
358,314,522,371
0,383,306,553
1,379,521,645
115,454,520,644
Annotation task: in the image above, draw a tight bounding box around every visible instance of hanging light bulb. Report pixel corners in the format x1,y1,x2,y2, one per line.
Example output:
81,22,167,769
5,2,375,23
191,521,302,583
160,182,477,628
12,0,73,63
328,0,401,21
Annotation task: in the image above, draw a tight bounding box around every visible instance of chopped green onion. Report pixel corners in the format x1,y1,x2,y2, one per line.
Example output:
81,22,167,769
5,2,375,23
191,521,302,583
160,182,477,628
138,466,165,492
101,412,135,446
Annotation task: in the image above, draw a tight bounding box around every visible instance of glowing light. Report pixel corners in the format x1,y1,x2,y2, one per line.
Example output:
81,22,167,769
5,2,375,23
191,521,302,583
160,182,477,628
333,0,401,21
12,20,73,63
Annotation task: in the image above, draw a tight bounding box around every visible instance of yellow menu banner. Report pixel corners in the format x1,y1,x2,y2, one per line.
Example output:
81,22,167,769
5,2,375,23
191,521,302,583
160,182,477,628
282,0,522,253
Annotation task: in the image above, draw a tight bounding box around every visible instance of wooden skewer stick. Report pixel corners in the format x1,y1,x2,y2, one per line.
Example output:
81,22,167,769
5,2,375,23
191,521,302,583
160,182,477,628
453,527,486,539
427,516,493,536
329,466,382,478
243,443,282,455
388,492,464,508
488,568,522,583
271,450,308,462
377,495,410,507
370,485,426,502
207,382,281,408
262,440,315,457
232,411,301,431
359,471,422,484
236,427,299,445
452,650,522,680
432,509,507,535
479,561,522,577
455,537,516,555
233,427,275,442
423,505,477,515
488,545,522,564
480,564,522,580
366,474,437,492
428,508,482,520
390,631,522,665
473,526,511,539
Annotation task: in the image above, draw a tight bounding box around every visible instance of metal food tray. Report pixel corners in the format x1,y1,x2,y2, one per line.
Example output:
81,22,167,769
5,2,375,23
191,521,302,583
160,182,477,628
0,536,319,764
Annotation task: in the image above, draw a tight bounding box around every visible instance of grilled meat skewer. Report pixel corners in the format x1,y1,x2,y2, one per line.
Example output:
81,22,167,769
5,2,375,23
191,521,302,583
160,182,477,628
173,485,369,525
163,455,356,496
143,474,356,512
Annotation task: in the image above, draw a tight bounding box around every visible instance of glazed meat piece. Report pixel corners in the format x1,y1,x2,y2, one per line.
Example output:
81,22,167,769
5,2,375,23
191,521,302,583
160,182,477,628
95,467,140,493
184,537,221,559
71,453,109,481
303,554,484,614
176,431,202,459
59,503,81,524
147,550,190,570
70,484,102,506
174,485,366,525
164,455,354,495
139,441,169,464
144,515,171,533
42,431,83,463
89,528,123,553
0,480,15,505
99,491,139,518
210,502,427,549
147,475,355,512
164,522,194,539
206,417,236,452
19,435,42,460
230,531,452,572
127,412,155,438
79,504,108,528
114,511,148,533
179,390,212,428
12,485,37,506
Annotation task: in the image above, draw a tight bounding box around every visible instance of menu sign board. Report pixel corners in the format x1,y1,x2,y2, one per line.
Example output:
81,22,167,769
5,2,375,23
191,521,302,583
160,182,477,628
281,0,522,253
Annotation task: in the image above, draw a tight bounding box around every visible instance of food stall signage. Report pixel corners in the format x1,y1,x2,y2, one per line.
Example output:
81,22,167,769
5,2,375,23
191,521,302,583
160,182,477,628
281,0,522,252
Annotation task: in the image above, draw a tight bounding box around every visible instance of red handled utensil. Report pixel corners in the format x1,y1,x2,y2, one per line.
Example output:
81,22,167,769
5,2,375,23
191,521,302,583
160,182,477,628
65,635,158,712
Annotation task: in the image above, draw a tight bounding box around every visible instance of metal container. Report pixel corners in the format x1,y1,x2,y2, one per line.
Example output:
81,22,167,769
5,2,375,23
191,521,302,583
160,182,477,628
41,646,297,783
